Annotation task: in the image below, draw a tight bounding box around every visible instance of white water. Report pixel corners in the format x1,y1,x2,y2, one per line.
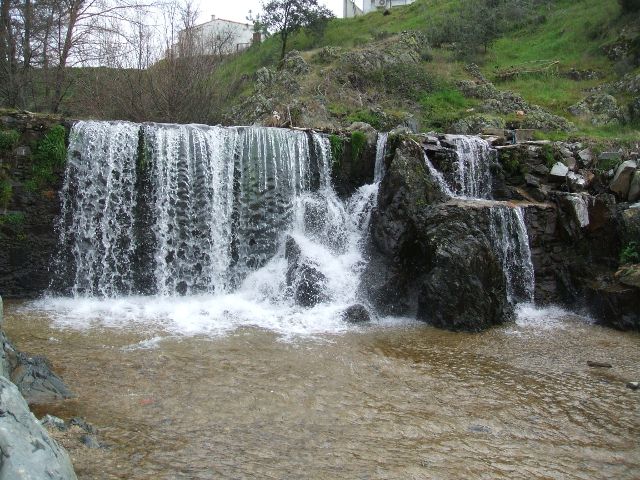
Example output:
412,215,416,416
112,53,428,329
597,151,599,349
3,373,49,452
40,121,388,336
374,132,388,183
444,134,493,199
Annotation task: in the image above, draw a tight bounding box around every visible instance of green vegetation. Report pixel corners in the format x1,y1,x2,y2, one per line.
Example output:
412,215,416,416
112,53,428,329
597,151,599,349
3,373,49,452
329,134,344,163
0,129,20,152
420,87,477,129
540,144,558,169
350,131,367,161
620,241,640,264
346,110,384,130
26,124,67,191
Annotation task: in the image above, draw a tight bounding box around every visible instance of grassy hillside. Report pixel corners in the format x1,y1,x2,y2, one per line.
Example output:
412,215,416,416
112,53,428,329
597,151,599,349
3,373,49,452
212,0,639,140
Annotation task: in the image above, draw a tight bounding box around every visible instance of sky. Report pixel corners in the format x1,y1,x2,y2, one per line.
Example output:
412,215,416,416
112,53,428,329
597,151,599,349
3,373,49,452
197,0,346,24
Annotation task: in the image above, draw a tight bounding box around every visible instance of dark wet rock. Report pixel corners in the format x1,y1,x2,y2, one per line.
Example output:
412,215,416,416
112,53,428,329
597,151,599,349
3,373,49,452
415,202,514,332
11,353,74,404
627,382,639,390
342,304,371,323
585,276,640,331
0,376,77,480
285,236,327,307
587,360,613,368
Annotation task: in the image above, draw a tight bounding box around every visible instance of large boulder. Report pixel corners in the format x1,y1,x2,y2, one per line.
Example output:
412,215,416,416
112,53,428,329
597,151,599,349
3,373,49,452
364,141,513,330
568,93,626,125
415,202,514,331
609,160,637,198
586,276,640,331
0,376,77,480
628,170,640,203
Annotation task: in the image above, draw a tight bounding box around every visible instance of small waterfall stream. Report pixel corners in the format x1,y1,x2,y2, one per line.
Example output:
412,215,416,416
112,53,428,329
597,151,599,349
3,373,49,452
423,135,535,303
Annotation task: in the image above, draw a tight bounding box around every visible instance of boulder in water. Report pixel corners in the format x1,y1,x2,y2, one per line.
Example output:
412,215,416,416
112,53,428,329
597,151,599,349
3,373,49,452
342,304,371,323
11,352,74,404
285,236,328,307
0,376,77,480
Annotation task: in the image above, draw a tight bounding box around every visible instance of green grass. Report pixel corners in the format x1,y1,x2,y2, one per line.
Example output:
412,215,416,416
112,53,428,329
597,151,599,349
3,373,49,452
26,124,67,191
420,87,478,129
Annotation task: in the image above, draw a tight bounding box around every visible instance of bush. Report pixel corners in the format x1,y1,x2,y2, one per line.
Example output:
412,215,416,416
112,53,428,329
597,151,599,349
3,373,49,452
0,129,20,152
350,131,367,161
620,242,640,264
619,0,640,13
27,125,67,191
329,134,344,164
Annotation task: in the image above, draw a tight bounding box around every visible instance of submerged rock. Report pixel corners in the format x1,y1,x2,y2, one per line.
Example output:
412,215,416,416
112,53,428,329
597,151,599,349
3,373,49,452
342,304,371,323
0,376,77,480
11,353,74,404
285,236,327,307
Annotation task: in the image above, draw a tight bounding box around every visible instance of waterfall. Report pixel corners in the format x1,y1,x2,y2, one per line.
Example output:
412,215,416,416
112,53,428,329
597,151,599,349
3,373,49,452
489,205,535,303
445,135,493,199
55,122,331,297
374,132,388,183
420,135,535,303
56,121,140,297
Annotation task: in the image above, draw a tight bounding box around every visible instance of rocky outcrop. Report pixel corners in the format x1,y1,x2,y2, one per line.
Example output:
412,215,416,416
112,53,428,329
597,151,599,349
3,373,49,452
568,93,626,125
363,140,512,331
0,296,77,479
0,377,77,480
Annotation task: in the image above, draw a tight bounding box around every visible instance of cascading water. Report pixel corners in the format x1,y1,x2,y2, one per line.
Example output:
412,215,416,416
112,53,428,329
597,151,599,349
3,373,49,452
489,205,536,303
55,121,140,297
374,132,388,183
48,120,381,334
423,135,536,303
444,134,493,199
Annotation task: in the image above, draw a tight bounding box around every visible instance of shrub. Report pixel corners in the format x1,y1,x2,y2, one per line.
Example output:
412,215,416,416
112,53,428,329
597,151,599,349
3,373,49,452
0,129,20,152
620,242,640,264
350,131,367,161
329,134,344,164
346,110,384,130
27,125,67,191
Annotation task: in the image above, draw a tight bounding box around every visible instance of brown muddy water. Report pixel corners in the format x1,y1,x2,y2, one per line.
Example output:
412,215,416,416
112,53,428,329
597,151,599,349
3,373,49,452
4,301,640,479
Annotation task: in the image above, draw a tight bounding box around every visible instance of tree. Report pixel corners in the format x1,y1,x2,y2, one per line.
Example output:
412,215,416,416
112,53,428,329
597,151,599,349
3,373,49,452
261,0,333,61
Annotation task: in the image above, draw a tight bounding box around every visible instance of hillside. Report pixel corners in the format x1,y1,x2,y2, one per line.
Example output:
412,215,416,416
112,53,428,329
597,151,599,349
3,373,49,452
211,0,640,142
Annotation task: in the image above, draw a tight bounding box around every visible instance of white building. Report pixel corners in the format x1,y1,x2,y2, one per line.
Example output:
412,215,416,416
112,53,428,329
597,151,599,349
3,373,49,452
179,15,256,56
344,0,416,18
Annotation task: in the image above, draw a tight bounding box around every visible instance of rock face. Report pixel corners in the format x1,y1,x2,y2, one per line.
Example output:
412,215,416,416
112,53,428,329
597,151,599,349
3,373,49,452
415,202,514,331
609,160,637,198
363,140,512,331
11,353,74,404
0,376,77,480
0,113,66,298
568,93,626,125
